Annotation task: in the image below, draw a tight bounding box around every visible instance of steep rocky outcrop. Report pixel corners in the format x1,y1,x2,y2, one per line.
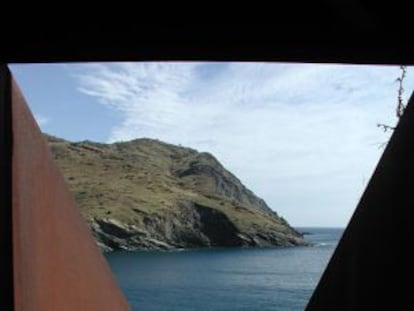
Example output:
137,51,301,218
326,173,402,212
46,134,308,251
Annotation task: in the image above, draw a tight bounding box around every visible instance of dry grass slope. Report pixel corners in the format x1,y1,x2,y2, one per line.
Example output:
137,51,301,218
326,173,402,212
46,134,308,251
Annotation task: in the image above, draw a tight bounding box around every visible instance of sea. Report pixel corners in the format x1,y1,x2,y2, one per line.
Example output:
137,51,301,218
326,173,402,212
105,227,344,311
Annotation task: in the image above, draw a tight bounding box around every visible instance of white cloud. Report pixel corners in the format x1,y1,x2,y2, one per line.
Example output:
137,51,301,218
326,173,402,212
73,62,412,227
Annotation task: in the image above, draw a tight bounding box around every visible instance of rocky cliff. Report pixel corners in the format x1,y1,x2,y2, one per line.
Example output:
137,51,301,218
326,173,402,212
46,135,308,251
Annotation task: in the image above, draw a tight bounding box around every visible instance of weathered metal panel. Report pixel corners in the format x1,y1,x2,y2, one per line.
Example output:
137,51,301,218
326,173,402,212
0,65,13,311
11,76,132,311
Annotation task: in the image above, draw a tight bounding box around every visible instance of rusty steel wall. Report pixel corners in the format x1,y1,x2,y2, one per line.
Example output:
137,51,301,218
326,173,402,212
0,65,13,311
11,75,132,310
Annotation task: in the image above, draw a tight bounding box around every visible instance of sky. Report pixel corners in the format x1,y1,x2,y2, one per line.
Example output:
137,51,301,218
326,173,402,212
9,62,413,227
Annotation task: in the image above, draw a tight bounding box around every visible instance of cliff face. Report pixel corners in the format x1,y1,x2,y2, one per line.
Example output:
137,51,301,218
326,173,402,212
46,134,308,251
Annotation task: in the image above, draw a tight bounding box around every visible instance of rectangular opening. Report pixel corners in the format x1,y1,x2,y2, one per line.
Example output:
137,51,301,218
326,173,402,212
9,62,409,311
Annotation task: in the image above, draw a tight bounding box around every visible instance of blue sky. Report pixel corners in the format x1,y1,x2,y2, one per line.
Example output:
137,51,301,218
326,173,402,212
9,62,412,227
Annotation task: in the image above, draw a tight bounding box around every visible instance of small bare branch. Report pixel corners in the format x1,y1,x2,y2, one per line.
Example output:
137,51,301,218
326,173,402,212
377,123,395,132
370,141,389,149
377,65,408,148
396,65,407,118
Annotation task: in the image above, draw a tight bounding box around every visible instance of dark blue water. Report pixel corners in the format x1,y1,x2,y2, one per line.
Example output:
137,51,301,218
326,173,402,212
105,228,343,311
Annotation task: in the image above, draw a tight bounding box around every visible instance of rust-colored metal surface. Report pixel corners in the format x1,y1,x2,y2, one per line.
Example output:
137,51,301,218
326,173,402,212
11,77,132,311
1,65,13,311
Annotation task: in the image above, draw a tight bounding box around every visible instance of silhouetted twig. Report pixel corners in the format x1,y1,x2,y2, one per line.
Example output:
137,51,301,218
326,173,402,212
396,65,407,118
377,66,408,147
376,123,395,132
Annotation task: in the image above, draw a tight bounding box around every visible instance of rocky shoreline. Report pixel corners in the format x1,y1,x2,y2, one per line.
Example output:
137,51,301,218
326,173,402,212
89,209,308,252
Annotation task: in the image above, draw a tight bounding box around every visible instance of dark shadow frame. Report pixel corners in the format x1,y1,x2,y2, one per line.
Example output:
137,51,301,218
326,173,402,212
1,15,411,310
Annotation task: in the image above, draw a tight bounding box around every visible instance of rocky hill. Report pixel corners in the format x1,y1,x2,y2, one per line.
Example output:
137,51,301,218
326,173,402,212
46,134,308,251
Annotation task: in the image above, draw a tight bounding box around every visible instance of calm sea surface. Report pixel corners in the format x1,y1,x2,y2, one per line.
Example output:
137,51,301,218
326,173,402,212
105,227,344,311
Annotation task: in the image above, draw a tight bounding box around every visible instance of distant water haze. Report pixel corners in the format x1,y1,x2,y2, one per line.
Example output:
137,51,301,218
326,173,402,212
10,62,411,227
